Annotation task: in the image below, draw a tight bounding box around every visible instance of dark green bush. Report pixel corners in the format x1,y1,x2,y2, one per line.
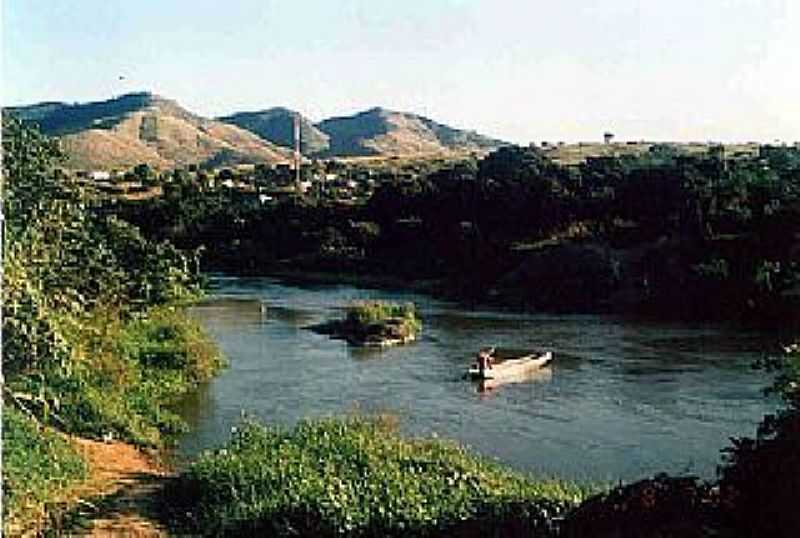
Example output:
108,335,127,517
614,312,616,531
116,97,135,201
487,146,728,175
717,342,800,538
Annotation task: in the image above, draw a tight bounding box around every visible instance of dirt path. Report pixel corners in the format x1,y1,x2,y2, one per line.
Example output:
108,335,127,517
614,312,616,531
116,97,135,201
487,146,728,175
53,438,175,537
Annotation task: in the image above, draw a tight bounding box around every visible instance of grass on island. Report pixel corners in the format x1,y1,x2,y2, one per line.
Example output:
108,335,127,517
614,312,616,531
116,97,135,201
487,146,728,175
341,301,422,345
165,415,589,537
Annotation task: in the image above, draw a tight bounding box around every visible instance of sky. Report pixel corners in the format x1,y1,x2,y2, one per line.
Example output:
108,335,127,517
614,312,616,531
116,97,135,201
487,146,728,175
3,0,798,144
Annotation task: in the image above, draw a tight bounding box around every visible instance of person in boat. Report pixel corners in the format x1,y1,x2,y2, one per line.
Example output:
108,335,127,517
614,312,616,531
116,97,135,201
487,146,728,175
476,348,494,376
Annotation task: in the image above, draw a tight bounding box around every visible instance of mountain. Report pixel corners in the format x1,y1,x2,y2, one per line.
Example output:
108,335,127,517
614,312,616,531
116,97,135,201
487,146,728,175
6,92,292,170
219,108,330,155
6,94,507,168
315,107,506,157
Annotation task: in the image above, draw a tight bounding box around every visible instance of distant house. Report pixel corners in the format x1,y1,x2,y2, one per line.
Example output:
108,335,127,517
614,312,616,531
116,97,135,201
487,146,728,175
91,170,111,181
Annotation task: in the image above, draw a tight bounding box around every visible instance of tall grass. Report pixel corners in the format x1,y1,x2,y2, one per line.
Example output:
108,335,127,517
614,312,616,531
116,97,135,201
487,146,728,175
6,305,224,447
167,416,588,536
2,407,87,534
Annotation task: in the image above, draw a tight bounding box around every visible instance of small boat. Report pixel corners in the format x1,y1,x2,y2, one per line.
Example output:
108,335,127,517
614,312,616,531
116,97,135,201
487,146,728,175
468,347,553,381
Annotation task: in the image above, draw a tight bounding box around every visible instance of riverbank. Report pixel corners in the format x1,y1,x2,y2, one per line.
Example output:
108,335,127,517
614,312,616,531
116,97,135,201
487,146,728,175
164,415,591,536
265,267,442,295
1,305,224,535
216,233,800,328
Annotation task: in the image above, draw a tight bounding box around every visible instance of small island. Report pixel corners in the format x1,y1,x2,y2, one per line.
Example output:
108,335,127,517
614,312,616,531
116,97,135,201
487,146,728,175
313,301,421,347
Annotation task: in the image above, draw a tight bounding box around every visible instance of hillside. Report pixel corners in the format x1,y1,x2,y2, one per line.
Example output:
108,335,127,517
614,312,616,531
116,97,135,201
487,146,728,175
7,94,506,167
316,107,506,157
7,93,292,170
219,108,330,155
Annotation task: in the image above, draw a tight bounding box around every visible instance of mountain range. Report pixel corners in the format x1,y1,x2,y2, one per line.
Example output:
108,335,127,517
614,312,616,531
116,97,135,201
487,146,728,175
6,92,506,170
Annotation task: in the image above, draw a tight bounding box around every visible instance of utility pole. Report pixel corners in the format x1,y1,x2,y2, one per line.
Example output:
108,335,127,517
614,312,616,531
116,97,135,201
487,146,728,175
294,112,302,194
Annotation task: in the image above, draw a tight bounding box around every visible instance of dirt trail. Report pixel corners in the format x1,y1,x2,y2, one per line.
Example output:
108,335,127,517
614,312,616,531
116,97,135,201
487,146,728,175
56,438,174,537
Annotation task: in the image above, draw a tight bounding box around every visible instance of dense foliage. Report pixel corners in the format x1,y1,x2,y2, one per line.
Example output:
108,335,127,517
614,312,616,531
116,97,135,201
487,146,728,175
1,115,221,530
717,342,800,537
166,416,587,537
121,143,800,323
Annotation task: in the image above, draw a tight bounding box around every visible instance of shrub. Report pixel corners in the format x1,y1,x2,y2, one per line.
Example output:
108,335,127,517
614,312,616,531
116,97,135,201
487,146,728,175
717,342,800,537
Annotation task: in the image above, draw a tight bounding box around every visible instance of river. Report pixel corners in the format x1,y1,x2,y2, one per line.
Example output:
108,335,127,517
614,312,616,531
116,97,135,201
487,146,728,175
174,274,780,483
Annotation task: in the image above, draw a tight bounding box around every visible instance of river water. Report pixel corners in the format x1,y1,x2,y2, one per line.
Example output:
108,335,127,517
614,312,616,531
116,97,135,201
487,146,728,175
174,274,781,483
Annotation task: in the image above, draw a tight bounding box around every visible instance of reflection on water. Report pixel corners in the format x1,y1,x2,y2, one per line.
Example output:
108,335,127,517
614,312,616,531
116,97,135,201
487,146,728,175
475,365,554,394
174,275,779,482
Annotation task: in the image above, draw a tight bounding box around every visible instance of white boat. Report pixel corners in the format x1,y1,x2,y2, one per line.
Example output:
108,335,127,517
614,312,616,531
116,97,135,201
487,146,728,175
468,348,553,381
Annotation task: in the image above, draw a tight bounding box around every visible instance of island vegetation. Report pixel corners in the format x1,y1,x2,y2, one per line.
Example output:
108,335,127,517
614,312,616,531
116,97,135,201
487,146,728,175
312,301,422,347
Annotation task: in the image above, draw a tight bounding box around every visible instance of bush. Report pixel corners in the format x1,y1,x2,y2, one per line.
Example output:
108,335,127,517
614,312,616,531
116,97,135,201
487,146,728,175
167,416,586,536
562,474,718,538
717,342,800,538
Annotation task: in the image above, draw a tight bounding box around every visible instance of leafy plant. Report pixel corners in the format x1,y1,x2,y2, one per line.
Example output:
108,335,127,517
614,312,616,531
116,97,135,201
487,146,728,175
166,416,587,536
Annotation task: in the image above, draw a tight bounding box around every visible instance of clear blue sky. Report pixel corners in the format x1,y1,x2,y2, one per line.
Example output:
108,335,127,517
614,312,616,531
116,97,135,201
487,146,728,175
3,0,798,143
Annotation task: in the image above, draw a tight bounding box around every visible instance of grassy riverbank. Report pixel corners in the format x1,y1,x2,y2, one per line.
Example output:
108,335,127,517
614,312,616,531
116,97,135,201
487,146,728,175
1,408,88,534
1,305,223,534
2,116,225,533
165,415,589,537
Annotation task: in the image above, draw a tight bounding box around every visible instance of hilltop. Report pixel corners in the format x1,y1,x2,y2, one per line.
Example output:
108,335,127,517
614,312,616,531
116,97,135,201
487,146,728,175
6,92,292,170
219,107,331,155
316,106,505,157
